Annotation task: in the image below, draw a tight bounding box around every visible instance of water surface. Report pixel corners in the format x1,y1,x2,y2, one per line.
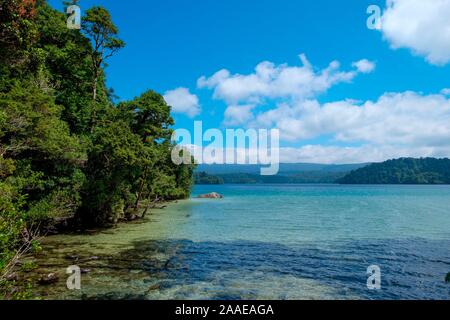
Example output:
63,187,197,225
29,185,450,300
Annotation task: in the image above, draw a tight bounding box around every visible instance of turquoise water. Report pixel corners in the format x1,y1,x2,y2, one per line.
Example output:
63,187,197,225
32,184,450,300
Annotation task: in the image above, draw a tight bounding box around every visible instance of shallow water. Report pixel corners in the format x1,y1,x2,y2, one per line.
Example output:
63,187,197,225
28,184,450,300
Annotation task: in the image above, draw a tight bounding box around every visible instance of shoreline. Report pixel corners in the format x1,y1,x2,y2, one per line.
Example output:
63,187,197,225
4,184,450,300
3,199,186,299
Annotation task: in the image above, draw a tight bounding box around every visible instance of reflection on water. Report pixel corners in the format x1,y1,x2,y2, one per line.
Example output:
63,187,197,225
24,185,450,300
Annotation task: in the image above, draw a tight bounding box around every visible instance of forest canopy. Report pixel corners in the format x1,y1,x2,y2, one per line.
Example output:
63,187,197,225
337,158,450,184
0,0,194,289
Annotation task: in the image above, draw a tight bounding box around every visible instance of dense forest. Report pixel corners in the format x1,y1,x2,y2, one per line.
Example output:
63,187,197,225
337,158,450,184
194,172,224,185
0,0,194,297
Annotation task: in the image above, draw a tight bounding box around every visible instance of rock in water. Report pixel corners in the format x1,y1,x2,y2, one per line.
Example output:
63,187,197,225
196,192,224,199
39,273,59,285
6,273,19,281
446,272,450,283
148,283,161,291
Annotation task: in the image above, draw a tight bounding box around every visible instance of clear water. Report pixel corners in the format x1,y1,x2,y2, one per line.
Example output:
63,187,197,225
28,185,450,300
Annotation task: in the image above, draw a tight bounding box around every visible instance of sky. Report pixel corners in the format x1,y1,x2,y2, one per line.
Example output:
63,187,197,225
49,0,450,164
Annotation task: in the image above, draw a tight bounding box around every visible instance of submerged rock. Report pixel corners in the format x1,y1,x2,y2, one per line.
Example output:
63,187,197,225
87,256,99,261
6,273,19,281
147,283,161,291
196,192,224,199
39,273,59,285
65,254,79,261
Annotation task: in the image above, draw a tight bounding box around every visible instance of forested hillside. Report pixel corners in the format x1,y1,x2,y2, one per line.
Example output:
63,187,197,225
0,0,194,293
194,163,368,184
337,158,450,184
194,172,224,184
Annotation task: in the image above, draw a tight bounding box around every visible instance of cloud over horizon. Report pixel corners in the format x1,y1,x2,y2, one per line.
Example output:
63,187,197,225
379,0,450,65
256,91,450,163
195,52,450,164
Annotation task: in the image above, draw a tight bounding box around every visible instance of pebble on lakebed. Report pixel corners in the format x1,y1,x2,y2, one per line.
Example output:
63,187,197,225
38,273,59,285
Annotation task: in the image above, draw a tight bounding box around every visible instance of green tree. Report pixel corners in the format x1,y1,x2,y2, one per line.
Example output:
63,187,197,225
82,6,125,102
0,1,195,297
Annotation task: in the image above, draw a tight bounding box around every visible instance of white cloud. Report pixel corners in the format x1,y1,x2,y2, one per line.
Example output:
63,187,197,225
254,91,450,146
163,87,200,118
352,59,376,73
278,145,445,164
379,0,450,65
441,88,450,95
175,144,447,165
198,54,375,104
193,49,450,163
224,104,256,126
244,90,450,163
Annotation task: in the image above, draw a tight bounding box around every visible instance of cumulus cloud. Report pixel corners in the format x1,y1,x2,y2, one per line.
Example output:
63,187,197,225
441,88,450,95
179,89,450,162
163,87,200,118
243,90,450,163
352,59,376,73
198,54,375,104
194,49,450,163
224,104,256,126
379,0,450,65
254,91,450,145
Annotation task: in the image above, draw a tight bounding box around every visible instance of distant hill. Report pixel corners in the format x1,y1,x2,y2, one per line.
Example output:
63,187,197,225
194,172,224,185
196,163,369,175
337,158,450,184
194,163,370,184
216,172,348,184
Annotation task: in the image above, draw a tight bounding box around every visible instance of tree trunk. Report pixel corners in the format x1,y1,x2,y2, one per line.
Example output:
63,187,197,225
90,67,99,133
142,195,159,218
92,68,98,101
134,166,149,210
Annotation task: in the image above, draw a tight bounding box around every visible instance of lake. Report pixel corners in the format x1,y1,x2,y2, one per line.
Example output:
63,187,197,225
29,184,450,300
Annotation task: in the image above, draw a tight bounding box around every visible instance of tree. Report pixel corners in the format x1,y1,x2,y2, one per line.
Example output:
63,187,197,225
121,90,175,142
79,120,145,225
0,1,195,297
82,6,125,101
118,90,175,209
0,0,38,68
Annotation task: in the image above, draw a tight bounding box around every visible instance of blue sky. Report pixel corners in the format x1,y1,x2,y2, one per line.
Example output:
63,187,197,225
49,0,450,163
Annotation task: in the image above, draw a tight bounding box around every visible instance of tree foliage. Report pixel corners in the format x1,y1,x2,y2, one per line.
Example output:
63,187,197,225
0,0,194,291
82,6,125,101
